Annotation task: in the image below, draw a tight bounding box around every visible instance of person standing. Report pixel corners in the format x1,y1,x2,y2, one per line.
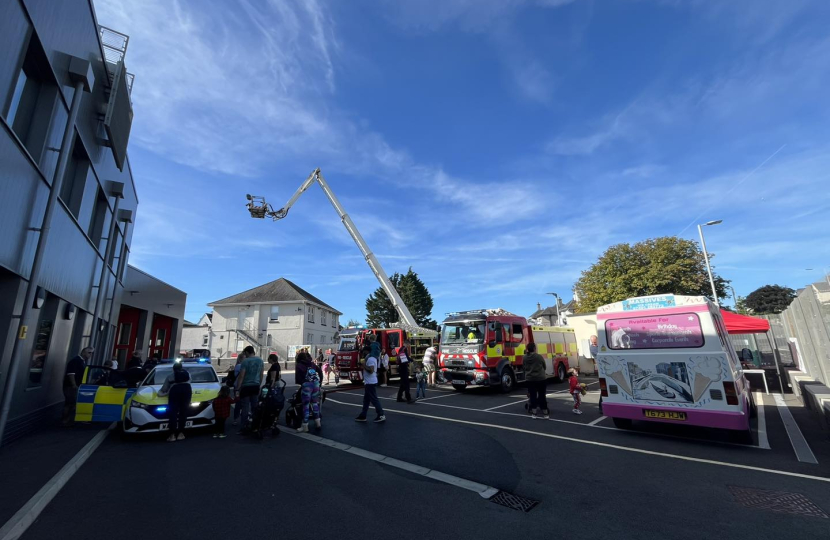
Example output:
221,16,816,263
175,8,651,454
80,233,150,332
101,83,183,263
415,366,427,400
297,367,322,432
295,348,316,387
355,350,385,423
124,355,147,388
569,369,583,415
422,344,438,387
524,343,549,419
159,362,192,442
266,354,281,385
396,338,414,404
62,347,93,426
235,346,264,429
231,351,246,425
378,349,389,387
211,386,235,439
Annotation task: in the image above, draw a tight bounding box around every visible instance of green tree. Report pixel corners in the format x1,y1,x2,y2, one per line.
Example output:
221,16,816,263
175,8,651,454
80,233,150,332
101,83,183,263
744,285,795,314
346,318,362,328
574,236,730,312
734,296,749,315
365,268,437,329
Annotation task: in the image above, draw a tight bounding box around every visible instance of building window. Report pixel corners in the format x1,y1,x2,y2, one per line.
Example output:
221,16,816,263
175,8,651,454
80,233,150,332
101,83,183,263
28,318,54,387
321,310,327,326
60,136,91,220
5,32,56,162
88,187,111,252
308,306,314,323
202,335,209,347
270,305,279,322
307,333,313,344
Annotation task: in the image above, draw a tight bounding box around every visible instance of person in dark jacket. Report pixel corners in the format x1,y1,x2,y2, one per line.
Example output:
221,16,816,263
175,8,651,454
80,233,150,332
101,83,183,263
396,337,414,404
62,347,93,426
523,343,548,419
124,356,147,388
159,362,192,442
295,349,316,386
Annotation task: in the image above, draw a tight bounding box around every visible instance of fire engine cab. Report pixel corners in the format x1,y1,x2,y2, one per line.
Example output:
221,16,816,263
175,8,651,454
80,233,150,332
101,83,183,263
440,309,577,393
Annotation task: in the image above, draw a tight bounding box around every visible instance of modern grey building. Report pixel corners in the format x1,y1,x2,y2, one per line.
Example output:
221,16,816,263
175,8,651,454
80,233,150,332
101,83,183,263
0,0,184,443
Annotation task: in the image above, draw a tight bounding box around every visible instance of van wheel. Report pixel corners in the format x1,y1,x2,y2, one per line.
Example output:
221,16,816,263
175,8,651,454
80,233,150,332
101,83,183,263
749,395,757,418
556,363,567,383
452,384,467,392
500,368,516,394
612,417,632,429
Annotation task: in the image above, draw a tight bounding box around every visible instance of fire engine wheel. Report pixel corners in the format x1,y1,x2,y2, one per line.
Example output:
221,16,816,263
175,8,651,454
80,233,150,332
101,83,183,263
556,363,567,383
451,384,467,392
500,368,516,393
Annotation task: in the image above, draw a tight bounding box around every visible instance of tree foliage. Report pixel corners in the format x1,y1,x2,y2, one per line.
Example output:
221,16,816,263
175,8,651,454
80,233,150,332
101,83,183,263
365,268,437,329
346,319,362,328
574,237,730,312
744,284,796,314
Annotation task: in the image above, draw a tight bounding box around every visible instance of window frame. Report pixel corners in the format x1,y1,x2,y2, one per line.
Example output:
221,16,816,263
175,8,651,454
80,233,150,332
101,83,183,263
604,312,706,350
269,305,279,322
307,305,315,323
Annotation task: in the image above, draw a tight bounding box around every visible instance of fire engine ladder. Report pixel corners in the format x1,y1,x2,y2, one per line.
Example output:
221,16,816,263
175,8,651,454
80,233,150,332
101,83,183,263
247,168,437,337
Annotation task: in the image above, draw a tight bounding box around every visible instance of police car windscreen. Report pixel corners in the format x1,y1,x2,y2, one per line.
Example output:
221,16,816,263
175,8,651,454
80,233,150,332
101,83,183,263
150,366,218,384
441,322,485,344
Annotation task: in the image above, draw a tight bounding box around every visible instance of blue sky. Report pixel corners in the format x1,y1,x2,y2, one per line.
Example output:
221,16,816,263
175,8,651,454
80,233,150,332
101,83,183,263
95,0,830,324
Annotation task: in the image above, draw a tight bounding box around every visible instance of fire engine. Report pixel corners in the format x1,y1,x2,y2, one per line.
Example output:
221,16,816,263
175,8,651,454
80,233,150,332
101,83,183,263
440,309,577,392
335,328,436,383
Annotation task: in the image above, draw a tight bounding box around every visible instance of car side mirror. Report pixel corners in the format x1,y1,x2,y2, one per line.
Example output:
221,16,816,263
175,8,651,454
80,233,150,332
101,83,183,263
488,340,496,348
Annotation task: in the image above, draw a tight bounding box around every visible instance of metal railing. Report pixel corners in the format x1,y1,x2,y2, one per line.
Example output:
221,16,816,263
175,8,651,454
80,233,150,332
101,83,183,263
99,25,134,95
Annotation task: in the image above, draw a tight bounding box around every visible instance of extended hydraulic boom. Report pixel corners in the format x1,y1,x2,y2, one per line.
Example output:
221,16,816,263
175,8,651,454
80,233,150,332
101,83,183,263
245,168,436,336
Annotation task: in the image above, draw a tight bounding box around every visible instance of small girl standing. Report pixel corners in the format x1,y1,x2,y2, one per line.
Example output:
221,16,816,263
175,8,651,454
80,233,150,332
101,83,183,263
415,366,427,400
568,369,583,415
212,386,235,438
298,367,322,432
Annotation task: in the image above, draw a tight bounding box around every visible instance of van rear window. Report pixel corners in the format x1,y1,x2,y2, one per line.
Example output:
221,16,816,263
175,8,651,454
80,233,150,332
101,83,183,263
605,313,704,350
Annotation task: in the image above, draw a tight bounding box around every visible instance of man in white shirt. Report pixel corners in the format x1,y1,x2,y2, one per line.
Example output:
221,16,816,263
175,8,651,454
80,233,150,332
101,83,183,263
379,350,390,387
355,354,385,423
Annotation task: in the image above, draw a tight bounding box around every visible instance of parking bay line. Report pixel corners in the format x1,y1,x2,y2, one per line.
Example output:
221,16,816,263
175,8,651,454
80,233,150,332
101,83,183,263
0,423,114,540
483,382,599,412
773,393,818,464
326,398,830,484
588,416,607,426
755,392,770,450
283,430,499,499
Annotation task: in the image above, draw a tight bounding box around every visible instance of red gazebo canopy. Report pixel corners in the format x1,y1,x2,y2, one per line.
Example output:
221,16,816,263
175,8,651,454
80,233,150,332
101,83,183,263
720,309,770,334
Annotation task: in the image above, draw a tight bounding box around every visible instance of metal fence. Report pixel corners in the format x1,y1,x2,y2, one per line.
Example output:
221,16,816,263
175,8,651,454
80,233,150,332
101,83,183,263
760,282,830,386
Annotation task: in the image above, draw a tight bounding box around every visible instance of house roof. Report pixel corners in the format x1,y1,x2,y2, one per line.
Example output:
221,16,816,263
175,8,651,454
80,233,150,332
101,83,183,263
529,300,576,319
208,278,342,314
183,319,197,326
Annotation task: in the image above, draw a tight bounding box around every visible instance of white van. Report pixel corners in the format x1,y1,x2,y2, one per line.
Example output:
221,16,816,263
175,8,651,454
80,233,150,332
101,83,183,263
596,295,754,439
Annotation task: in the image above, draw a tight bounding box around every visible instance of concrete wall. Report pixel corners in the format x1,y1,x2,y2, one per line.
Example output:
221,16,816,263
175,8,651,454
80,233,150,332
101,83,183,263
181,325,212,353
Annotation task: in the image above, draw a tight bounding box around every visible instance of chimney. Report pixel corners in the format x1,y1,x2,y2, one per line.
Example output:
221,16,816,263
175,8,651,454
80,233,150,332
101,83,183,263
537,302,541,311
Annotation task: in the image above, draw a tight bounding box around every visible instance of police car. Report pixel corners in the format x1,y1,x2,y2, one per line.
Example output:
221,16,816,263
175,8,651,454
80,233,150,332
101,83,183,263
122,359,221,434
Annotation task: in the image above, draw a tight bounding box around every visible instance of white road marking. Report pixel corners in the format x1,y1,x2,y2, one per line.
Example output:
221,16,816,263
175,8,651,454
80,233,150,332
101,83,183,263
416,393,464,402
754,392,770,450
327,398,829,483
588,416,607,426
483,382,598,411
774,393,818,464
284,430,500,498
0,424,114,540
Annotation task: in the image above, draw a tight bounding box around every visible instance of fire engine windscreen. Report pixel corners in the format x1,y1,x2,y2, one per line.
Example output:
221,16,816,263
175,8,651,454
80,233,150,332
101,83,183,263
441,322,486,344
338,338,357,352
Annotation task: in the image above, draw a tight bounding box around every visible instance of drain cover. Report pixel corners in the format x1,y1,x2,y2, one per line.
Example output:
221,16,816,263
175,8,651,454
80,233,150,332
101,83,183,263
729,486,828,519
489,491,539,513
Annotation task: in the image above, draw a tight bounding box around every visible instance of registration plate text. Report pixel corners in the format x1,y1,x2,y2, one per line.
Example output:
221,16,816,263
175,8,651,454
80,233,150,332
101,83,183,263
644,410,686,421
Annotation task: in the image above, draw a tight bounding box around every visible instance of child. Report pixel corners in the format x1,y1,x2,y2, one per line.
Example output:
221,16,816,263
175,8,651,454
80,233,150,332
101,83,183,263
568,369,582,415
298,368,322,433
212,386,236,438
415,366,427,400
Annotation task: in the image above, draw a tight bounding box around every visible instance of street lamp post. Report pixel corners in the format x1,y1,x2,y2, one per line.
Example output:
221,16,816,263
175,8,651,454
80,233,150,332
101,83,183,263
697,220,722,306
546,292,560,326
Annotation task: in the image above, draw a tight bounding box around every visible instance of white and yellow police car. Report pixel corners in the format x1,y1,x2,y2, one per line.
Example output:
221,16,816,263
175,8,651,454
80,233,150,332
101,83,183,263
123,359,220,433
75,358,221,434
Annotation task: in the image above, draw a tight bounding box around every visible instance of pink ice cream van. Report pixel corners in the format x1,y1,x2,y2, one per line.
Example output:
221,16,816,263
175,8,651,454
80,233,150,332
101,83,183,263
596,294,755,441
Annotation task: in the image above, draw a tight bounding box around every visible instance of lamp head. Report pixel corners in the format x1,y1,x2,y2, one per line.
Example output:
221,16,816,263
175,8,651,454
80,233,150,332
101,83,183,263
704,220,723,226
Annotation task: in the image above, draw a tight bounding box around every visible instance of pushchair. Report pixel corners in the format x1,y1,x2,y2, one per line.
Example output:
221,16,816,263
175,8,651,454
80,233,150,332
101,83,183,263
285,387,327,429
249,379,286,439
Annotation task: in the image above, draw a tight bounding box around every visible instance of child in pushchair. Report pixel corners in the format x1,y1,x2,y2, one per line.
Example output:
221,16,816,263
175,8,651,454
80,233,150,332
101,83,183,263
248,378,286,439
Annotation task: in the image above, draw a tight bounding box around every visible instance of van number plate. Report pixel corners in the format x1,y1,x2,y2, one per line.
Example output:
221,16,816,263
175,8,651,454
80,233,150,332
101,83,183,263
644,410,686,421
